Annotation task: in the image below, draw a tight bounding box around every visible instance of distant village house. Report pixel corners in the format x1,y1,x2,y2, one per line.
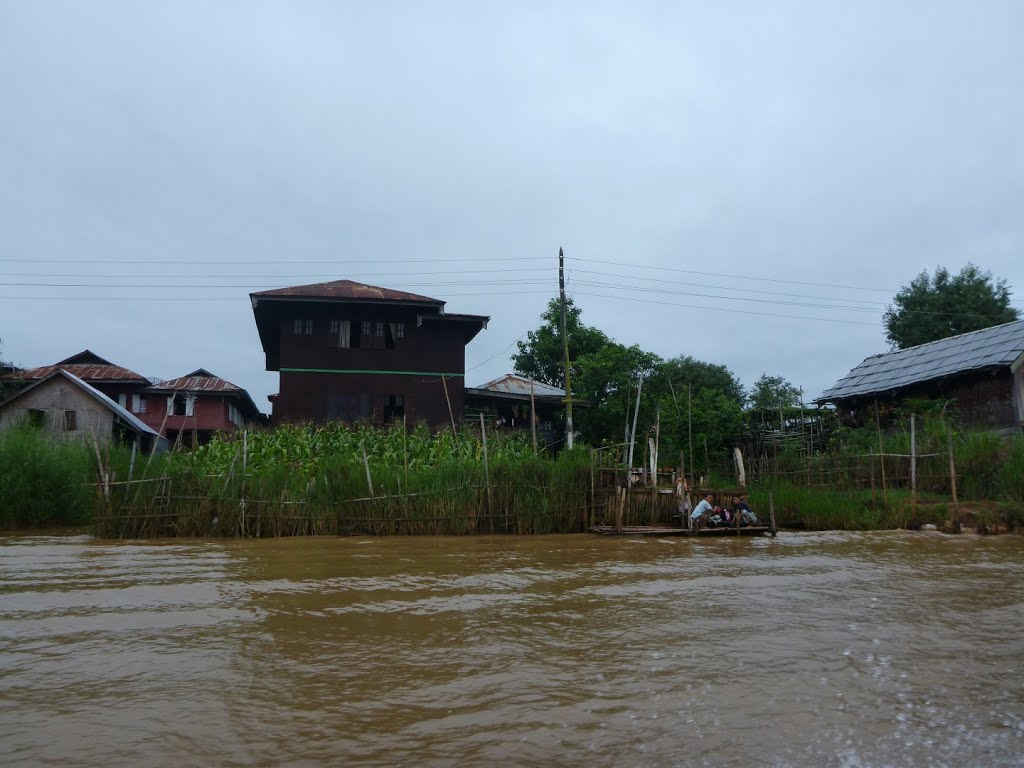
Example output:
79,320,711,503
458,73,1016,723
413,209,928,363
1,351,261,446
0,369,164,453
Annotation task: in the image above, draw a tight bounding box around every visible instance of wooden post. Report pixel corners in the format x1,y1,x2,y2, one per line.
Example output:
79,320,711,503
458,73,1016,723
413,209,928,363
589,447,596,530
616,484,624,532
703,436,711,486
910,414,917,514
733,447,746,488
687,384,694,483
361,441,374,497
441,376,458,435
875,400,888,504
403,414,410,521
769,491,777,537
870,450,877,505
627,376,643,479
240,430,248,538
947,426,960,533
653,402,661,484
403,414,409,490
558,247,574,450
530,378,538,455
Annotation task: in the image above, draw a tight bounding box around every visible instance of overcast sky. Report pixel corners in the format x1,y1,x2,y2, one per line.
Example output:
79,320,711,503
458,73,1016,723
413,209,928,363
2,2,1022,412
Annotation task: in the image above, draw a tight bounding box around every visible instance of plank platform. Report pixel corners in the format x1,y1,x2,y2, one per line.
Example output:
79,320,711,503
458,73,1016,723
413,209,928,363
591,524,775,537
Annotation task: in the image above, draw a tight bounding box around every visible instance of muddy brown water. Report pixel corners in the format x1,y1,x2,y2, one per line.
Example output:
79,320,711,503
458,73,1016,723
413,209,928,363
1,531,1022,767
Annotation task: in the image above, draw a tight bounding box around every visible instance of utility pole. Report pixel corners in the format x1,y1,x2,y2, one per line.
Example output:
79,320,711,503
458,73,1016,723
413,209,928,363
559,246,574,449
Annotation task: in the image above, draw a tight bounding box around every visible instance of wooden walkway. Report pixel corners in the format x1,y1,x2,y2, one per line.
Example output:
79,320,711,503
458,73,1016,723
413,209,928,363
591,524,776,537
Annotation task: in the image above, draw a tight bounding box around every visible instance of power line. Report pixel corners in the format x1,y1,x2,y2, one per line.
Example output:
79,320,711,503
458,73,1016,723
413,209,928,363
572,290,881,326
0,256,552,265
0,278,552,289
567,256,897,293
572,268,892,306
0,289,557,302
0,267,547,280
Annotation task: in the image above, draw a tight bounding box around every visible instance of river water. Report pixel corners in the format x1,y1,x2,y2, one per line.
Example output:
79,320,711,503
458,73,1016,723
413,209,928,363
1,532,1022,767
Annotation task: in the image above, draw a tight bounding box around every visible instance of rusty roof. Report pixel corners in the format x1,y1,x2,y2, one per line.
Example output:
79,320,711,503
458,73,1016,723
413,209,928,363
147,369,243,393
3,349,149,384
8,363,149,384
145,369,261,416
251,280,444,305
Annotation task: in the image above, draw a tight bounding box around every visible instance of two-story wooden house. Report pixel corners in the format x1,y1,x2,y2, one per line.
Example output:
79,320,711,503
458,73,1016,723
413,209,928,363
140,369,262,447
250,280,488,427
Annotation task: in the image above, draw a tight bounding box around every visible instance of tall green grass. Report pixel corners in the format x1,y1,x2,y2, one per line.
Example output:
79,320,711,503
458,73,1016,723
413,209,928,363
0,426,95,528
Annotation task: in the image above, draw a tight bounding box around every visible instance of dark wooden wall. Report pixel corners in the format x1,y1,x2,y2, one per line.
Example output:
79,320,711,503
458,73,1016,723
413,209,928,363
271,303,469,428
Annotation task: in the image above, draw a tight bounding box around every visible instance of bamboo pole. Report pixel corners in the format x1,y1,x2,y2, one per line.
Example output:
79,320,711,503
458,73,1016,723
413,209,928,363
479,413,491,514
769,491,777,537
441,376,458,435
360,440,374,497
239,430,248,537
703,436,711,485
627,376,643,479
947,426,960,533
687,384,694,483
530,378,538,455
653,402,661,484
910,414,917,514
128,441,137,483
875,400,888,504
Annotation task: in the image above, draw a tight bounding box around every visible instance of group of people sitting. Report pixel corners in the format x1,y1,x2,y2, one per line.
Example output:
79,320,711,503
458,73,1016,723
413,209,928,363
688,493,759,529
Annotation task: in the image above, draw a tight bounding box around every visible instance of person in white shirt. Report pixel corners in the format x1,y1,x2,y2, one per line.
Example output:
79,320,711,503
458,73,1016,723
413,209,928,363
690,493,715,527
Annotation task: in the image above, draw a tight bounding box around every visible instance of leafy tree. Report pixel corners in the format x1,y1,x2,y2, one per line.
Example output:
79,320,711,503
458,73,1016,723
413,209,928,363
512,298,610,387
512,300,747,462
747,374,802,411
655,355,745,405
883,265,1019,349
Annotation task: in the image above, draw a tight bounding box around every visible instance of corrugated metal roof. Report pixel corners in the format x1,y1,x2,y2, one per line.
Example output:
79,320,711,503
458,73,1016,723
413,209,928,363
60,370,159,437
477,374,565,397
251,280,444,304
145,369,261,416
9,363,149,383
818,320,1024,402
147,369,243,393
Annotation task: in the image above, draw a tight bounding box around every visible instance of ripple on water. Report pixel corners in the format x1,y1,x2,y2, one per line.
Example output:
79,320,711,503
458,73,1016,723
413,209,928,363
0,532,1022,767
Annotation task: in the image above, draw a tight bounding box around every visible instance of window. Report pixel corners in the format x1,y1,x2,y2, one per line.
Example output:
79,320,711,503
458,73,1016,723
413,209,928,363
171,394,195,417
383,393,405,422
132,394,147,413
375,321,384,337
385,321,405,350
27,409,45,428
293,318,313,335
361,320,371,338
328,319,353,348
118,394,127,408
64,410,77,431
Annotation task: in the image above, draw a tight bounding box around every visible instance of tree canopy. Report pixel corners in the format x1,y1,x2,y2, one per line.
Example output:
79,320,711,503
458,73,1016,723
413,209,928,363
511,299,750,465
746,374,802,411
883,265,1019,349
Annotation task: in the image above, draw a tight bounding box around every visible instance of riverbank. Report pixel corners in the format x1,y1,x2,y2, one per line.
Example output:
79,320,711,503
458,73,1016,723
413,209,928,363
1,423,1021,536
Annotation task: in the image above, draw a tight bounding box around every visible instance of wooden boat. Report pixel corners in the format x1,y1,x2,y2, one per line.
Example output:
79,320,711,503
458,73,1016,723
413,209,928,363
591,523,776,537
